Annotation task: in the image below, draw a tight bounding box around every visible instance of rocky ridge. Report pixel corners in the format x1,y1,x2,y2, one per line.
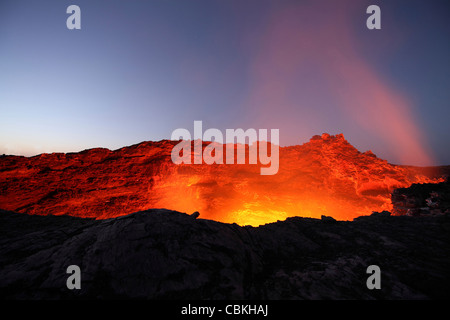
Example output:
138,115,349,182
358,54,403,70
1,207,449,300
392,180,450,216
0,134,446,225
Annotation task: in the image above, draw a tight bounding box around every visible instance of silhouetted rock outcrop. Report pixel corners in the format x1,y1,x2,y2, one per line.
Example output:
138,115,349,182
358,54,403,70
392,180,450,216
1,209,448,299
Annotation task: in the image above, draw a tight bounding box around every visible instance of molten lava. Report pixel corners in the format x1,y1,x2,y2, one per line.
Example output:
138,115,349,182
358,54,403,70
0,134,445,226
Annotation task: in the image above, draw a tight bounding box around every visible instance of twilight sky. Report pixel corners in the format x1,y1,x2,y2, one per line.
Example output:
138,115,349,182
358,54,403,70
0,0,449,166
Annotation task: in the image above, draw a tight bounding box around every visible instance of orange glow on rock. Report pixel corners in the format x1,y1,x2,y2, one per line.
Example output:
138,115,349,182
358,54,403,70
0,134,444,226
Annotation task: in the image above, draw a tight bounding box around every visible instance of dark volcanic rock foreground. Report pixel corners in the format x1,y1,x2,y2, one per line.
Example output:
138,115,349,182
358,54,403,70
0,209,449,299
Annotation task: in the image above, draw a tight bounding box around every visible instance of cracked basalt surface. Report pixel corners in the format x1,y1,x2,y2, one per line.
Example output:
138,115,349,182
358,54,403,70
1,208,449,299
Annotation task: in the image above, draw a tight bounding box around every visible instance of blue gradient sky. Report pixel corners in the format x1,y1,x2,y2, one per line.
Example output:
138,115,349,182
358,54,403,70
1,0,449,165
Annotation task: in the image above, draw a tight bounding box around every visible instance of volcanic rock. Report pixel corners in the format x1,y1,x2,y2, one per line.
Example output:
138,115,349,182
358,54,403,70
0,208,448,299
392,180,450,216
0,135,447,225
320,215,336,223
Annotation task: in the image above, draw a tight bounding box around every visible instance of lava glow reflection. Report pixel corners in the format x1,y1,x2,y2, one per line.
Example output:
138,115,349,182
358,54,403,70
148,135,443,226
0,135,444,226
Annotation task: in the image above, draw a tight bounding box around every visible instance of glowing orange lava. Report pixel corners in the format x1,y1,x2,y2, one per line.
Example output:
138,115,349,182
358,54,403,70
0,134,444,226
152,135,443,225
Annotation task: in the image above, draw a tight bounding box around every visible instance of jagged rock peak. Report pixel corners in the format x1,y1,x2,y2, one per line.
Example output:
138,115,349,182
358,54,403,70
310,133,347,143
